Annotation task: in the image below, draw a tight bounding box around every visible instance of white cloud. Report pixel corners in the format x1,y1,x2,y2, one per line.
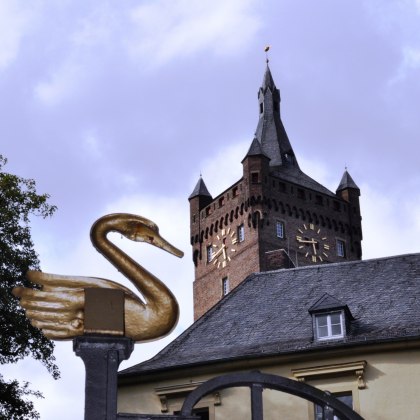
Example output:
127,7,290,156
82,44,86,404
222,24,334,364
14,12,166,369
82,130,102,158
360,184,420,259
34,60,82,105
33,4,118,106
0,1,36,69
125,0,261,67
389,46,420,84
197,139,248,196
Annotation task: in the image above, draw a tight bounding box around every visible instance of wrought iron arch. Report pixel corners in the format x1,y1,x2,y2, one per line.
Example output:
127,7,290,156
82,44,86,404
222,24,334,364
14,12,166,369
180,371,363,420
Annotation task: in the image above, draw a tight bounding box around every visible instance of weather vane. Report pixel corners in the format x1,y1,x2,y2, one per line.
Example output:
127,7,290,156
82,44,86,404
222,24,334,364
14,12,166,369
264,45,270,64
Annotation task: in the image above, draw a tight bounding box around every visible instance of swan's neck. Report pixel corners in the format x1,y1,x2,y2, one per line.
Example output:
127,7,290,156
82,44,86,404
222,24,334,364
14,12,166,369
90,216,170,305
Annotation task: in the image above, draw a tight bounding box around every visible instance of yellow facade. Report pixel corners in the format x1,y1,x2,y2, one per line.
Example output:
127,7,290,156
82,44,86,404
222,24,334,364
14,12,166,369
118,341,420,419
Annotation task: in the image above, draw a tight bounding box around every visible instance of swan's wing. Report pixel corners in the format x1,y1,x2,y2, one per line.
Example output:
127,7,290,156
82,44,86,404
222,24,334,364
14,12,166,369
25,270,138,299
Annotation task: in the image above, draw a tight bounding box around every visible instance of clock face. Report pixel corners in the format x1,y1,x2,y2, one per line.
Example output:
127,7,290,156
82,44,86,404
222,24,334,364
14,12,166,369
211,227,238,269
296,223,329,263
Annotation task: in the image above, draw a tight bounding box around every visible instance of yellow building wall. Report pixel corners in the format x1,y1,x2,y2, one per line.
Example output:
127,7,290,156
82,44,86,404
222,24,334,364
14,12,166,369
118,346,420,419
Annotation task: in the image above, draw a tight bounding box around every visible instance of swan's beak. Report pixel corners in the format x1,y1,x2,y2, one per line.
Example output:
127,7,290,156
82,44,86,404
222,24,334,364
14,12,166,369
138,227,184,258
152,233,184,258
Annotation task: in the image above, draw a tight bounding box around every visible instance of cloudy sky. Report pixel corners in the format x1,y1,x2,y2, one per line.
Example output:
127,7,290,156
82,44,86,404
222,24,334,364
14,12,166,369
1,0,420,418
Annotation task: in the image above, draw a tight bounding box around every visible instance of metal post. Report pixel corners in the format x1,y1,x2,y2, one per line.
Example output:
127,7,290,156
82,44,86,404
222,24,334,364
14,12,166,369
250,383,263,420
74,336,134,420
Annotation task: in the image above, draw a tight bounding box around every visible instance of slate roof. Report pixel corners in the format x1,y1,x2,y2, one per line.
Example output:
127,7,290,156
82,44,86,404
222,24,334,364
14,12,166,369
254,66,298,170
188,177,212,200
261,64,276,91
243,137,270,160
271,165,336,197
120,253,420,377
336,170,360,193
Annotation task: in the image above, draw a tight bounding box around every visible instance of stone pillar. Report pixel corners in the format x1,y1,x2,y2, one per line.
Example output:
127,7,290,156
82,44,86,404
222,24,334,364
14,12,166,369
74,336,134,420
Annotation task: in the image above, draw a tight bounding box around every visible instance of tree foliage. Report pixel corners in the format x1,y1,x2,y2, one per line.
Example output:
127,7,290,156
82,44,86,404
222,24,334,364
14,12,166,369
0,155,58,419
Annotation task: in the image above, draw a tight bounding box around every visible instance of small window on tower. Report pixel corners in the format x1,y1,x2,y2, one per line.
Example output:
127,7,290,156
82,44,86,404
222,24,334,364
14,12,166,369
315,195,323,205
259,103,264,114
276,221,285,239
222,277,230,296
336,239,346,257
251,172,260,184
279,182,286,192
238,224,245,242
273,101,279,112
206,245,213,263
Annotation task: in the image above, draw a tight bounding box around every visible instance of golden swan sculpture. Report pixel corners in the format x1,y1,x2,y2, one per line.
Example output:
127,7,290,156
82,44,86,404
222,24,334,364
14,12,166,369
12,213,183,342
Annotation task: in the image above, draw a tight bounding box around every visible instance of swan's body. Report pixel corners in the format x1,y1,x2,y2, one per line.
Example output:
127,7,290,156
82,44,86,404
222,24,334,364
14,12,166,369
12,213,183,342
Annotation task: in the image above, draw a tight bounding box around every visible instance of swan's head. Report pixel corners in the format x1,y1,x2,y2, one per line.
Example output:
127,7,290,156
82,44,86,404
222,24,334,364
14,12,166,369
92,213,184,258
124,216,184,258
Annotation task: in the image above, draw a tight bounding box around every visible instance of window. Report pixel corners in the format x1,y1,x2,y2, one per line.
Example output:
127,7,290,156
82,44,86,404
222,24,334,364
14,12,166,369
279,182,286,192
315,195,323,205
218,197,225,208
297,188,305,199
333,201,341,211
315,392,353,420
237,224,245,242
232,186,239,197
336,239,346,257
315,312,344,340
259,102,264,114
205,206,211,216
206,245,213,263
222,277,229,295
276,221,285,238
175,407,209,420
251,172,260,184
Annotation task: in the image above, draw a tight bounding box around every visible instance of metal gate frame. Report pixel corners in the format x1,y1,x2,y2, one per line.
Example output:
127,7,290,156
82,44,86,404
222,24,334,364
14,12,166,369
179,371,364,420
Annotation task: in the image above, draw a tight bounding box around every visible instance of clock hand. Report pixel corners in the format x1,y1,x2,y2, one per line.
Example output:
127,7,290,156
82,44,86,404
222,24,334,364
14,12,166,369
297,239,317,244
222,247,227,260
312,242,317,255
211,245,225,260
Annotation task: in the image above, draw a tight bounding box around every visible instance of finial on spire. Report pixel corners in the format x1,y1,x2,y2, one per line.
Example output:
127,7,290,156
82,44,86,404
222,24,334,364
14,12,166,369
264,45,270,64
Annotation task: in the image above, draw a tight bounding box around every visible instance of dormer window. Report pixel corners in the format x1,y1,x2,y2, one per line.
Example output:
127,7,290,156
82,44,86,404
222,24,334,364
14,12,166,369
309,293,354,342
315,312,344,340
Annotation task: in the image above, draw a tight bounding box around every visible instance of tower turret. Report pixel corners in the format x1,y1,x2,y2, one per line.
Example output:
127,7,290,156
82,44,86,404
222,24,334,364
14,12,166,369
336,169,362,258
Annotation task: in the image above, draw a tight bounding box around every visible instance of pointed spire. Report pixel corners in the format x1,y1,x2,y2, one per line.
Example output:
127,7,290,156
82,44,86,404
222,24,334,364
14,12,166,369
261,64,276,91
336,170,360,193
242,137,270,161
189,176,212,200
254,64,299,170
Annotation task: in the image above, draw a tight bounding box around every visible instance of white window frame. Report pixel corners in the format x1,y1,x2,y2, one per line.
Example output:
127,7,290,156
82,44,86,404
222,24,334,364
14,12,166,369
314,392,353,420
238,224,245,242
336,239,346,257
222,277,229,296
206,245,213,263
315,312,344,340
276,220,285,239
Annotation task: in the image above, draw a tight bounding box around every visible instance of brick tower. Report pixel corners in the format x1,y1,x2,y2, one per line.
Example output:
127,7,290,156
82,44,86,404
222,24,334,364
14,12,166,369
189,65,362,320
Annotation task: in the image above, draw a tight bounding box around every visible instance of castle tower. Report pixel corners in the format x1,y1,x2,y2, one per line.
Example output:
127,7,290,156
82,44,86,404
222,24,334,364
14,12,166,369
189,65,363,320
